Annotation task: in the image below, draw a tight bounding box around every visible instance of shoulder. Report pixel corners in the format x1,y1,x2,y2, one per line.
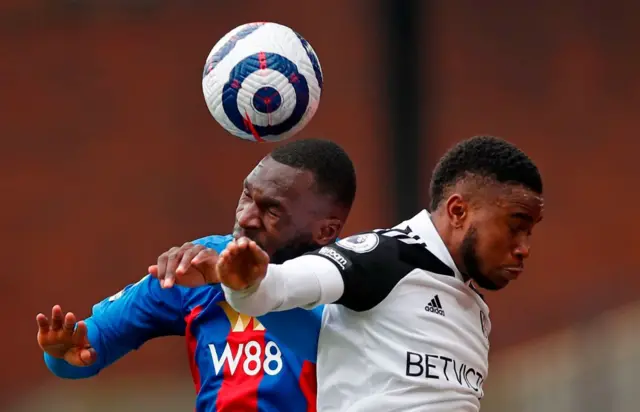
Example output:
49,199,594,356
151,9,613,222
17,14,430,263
307,231,408,312
190,234,233,253
318,229,412,270
309,229,456,312
336,229,454,277
320,228,455,278
179,234,231,298
309,231,399,276
329,231,399,264
334,232,386,254
93,274,184,316
105,274,153,302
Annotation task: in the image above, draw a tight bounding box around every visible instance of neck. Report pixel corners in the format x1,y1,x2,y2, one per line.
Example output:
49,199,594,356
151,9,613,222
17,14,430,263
429,209,470,282
270,242,319,264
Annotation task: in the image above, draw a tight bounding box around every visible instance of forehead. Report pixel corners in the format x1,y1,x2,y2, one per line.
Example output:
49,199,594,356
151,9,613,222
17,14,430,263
493,185,544,218
246,157,315,201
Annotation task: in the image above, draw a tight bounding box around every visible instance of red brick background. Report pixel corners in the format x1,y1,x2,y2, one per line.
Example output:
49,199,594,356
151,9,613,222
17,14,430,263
2,0,638,407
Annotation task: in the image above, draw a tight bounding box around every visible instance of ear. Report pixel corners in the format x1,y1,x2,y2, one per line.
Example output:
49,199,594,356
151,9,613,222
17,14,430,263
313,218,343,246
444,194,468,229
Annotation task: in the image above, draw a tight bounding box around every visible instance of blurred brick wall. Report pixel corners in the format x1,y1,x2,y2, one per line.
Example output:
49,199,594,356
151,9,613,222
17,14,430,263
5,0,640,407
425,1,640,349
0,1,390,405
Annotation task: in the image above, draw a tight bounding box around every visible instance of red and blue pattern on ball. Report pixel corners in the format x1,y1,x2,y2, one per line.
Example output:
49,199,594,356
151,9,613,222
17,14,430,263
203,22,265,78
203,24,323,141
294,31,323,90
221,53,309,141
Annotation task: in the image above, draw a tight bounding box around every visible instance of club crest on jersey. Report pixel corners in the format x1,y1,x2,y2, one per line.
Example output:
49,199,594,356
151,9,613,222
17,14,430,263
218,301,265,332
480,311,491,339
337,233,379,253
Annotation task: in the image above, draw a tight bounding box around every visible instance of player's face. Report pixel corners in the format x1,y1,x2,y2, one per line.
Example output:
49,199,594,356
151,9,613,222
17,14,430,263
233,156,335,263
460,186,544,290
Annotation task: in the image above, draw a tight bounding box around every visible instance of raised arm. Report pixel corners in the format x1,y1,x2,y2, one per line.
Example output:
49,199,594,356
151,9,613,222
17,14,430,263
40,275,186,379
220,233,402,316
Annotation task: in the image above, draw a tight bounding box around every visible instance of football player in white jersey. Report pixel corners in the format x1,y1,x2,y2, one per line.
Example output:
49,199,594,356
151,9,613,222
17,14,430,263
161,135,544,412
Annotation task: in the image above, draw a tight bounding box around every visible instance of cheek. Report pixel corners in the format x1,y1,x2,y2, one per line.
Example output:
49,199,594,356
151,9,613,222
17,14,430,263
275,222,301,240
262,215,293,239
262,217,279,234
236,198,248,214
475,225,513,260
269,218,304,243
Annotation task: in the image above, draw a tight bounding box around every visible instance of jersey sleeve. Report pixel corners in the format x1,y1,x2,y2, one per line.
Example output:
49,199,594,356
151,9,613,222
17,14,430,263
43,317,107,379
305,232,407,312
43,234,233,379
45,274,187,379
257,305,324,362
223,231,411,316
309,230,456,311
90,274,187,349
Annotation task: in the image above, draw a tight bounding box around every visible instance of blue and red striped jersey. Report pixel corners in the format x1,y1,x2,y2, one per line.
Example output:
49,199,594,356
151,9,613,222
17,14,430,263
44,234,319,412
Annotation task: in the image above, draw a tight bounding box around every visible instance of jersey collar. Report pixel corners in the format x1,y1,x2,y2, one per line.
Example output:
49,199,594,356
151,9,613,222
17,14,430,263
393,210,466,282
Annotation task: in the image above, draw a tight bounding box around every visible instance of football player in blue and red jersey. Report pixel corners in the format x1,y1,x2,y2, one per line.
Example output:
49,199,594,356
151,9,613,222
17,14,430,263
35,138,356,412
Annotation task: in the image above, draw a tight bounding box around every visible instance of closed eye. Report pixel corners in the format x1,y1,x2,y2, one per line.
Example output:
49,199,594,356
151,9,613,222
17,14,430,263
511,212,534,223
509,213,535,235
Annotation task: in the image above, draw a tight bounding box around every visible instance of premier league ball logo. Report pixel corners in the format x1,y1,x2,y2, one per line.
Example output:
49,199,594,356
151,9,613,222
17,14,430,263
337,233,380,254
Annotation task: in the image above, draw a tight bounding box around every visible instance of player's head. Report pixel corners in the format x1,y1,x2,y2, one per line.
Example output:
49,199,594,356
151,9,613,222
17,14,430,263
234,138,356,263
429,135,544,290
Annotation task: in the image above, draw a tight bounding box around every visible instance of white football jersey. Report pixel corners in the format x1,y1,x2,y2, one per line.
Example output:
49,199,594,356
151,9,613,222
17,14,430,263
308,210,491,411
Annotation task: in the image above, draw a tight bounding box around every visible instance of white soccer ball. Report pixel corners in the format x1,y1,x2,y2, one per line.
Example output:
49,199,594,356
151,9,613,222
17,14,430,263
202,22,323,143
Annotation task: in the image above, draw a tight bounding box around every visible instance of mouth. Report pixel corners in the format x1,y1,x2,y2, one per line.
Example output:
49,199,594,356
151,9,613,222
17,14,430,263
232,225,250,239
502,267,523,280
234,230,254,241
233,229,265,249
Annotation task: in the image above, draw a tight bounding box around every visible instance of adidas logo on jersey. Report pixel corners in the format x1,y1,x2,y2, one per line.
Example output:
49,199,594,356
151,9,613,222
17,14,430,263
425,295,445,316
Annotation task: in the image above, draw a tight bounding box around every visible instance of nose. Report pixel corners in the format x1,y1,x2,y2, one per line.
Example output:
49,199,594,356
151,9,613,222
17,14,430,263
513,238,531,260
237,202,262,230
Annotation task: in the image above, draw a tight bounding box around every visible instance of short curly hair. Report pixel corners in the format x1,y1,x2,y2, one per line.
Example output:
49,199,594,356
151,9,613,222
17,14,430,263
270,138,356,209
429,135,543,210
